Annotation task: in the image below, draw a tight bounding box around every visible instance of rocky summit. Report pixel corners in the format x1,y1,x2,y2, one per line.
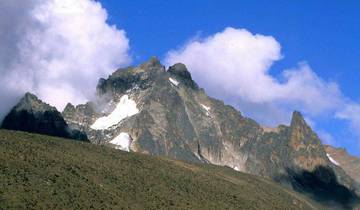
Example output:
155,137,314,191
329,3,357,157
1,93,88,141
3,57,360,209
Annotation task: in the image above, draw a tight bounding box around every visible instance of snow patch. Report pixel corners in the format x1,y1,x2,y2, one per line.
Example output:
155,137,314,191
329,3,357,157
169,77,180,86
110,132,132,152
91,95,139,130
194,152,202,160
233,166,240,171
327,153,340,166
201,104,211,116
126,84,140,94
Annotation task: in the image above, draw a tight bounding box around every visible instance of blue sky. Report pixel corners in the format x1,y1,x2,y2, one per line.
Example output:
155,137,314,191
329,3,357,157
98,0,360,155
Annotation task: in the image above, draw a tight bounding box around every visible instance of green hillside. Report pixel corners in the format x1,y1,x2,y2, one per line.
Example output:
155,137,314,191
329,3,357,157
0,129,318,210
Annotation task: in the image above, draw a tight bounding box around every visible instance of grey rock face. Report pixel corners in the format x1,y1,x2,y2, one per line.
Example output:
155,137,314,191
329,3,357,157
1,93,88,141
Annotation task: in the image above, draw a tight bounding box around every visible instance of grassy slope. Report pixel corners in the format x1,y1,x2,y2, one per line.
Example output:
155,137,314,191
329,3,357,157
0,129,319,210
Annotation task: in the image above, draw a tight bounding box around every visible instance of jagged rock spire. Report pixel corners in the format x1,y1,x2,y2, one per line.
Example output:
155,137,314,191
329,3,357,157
140,56,163,69
168,63,191,79
290,111,307,128
168,63,198,89
15,92,56,112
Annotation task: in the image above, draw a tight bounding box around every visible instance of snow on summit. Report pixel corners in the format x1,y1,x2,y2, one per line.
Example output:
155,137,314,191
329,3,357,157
91,95,139,130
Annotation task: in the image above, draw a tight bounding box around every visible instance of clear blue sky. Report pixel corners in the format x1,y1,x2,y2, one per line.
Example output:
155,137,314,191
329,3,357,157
99,0,360,155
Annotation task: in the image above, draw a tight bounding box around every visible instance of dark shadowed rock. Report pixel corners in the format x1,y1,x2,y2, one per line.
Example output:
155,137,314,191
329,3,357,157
1,93,88,141
286,166,359,209
168,63,198,89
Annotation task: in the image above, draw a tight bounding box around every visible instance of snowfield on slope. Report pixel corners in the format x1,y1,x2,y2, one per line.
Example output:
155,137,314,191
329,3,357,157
201,104,211,116
110,132,132,152
91,95,139,130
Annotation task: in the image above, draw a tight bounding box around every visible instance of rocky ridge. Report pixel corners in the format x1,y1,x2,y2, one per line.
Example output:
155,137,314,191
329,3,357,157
1,93,88,141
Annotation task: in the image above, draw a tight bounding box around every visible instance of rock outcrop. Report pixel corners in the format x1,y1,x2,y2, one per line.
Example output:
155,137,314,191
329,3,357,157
1,93,88,141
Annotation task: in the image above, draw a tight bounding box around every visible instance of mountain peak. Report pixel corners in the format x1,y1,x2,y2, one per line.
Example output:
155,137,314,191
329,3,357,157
63,103,76,113
23,92,38,100
16,92,55,113
140,56,163,69
168,63,198,89
168,63,191,79
290,111,307,128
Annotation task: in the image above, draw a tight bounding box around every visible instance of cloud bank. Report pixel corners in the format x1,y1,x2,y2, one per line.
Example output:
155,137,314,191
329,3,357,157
0,0,131,120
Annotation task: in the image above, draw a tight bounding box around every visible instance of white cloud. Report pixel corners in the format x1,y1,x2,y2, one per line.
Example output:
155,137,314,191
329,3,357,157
165,27,342,126
0,0,130,120
336,103,360,138
317,130,336,145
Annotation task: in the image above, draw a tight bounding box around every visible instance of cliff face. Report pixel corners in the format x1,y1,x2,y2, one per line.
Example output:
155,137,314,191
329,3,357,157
1,93,88,141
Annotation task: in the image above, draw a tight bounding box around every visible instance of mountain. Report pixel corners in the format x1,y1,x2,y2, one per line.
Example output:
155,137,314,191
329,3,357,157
325,145,360,183
1,93,88,141
3,57,360,209
61,57,360,209
0,129,319,210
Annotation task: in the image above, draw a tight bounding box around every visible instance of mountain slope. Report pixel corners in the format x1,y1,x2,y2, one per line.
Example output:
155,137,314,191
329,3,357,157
0,129,318,210
61,57,360,208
